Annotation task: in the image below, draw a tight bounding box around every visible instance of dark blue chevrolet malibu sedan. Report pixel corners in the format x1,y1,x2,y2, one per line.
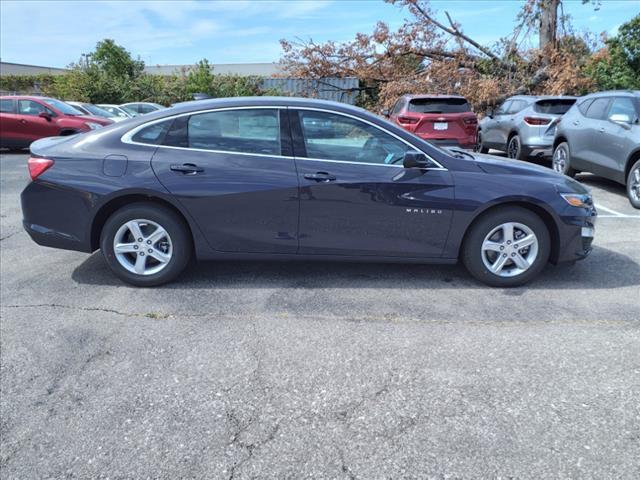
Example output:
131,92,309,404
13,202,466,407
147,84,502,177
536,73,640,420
21,97,596,287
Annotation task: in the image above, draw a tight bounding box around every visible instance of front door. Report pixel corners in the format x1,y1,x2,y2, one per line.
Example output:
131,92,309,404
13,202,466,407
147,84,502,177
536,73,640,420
290,109,454,258
16,99,60,143
149,108,299,253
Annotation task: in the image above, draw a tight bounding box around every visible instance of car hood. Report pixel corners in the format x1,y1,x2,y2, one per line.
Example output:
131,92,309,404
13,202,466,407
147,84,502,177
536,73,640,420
470,152,590,194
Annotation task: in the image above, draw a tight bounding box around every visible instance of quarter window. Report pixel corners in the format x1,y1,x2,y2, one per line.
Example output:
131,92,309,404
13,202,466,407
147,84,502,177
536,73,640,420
507,100,527,114
577,99,593,115
299,110,412,165
495,101,511,115
131,119,173,145
585,98,611,120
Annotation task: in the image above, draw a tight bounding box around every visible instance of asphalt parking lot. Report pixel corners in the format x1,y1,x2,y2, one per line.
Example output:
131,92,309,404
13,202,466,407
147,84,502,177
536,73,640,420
1,151,639,479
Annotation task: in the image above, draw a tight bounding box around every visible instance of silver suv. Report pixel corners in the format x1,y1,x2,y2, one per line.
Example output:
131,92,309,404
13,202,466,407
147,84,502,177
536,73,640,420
477,95,576,160
553,91,640,208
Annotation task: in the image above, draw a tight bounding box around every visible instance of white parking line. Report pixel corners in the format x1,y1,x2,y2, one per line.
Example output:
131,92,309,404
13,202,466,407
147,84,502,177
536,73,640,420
594,203,640,219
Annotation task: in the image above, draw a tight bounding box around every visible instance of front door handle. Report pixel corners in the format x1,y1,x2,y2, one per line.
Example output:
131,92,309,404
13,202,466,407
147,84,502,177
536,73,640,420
598,127,605,133
304,172,336,182
170,163,203,174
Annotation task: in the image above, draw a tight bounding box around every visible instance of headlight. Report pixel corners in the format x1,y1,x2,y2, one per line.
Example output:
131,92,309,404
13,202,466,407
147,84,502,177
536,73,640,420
85,122,102,130
560,193,592,208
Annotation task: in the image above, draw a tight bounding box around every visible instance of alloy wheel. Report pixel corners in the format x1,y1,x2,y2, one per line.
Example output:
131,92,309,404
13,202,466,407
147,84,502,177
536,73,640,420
113,219,173,275
553,146,567,174
507,137,519,159
481,222,539,277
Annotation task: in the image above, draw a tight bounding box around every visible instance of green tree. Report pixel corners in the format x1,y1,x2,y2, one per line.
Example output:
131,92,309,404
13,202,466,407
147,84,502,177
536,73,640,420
585,15,640,90
186,59,215,96
89,39,145,79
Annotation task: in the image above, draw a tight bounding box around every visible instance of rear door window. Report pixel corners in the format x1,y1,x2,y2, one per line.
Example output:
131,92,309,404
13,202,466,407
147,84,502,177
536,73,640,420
585,98,611,120
408,98,470,114
534,99,576,114
0,99,16,113
182,109,281,155
507,100,527,114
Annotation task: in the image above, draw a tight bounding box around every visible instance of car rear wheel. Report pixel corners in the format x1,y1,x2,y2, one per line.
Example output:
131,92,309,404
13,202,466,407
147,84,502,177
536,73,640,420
552,142,576,177
474,131,489,154
506,134,525,160
100,203,192,286
462,207,550,287
627,159,640,209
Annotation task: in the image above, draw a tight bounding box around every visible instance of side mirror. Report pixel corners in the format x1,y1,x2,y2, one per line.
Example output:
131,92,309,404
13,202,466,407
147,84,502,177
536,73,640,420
487,107,494,119
382,108,390,118
403,151,429,169
38,111,52,121
609,113,632,128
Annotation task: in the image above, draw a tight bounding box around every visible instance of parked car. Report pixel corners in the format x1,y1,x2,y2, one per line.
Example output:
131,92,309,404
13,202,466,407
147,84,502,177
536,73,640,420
21,97,596,288
386,95,477,149
552,90,640,208
477,95,576,160
0,96,113,150
66,101,127,122
120,102,164,117
97,104,134,120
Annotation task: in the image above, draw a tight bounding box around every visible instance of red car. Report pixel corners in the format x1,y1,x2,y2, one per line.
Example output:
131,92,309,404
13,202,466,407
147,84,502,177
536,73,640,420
386,95,478,149
0,96,113,150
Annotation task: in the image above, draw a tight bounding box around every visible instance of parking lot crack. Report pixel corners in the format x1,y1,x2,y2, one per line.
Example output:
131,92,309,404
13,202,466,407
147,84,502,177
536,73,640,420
1,303,170,319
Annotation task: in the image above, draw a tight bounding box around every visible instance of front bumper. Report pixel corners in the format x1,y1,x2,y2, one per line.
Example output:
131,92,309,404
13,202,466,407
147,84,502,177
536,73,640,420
555,206,597,263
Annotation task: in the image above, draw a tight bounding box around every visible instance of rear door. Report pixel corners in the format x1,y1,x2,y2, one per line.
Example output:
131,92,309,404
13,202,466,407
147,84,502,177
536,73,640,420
148,107,300,253
482,101,511,147
574,97,612,171
291,108,454,257
0,99,21,146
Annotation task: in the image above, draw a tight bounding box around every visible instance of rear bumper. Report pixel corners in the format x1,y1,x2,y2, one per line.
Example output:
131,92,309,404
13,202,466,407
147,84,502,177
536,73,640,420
423,137,477,150
21,180,93,253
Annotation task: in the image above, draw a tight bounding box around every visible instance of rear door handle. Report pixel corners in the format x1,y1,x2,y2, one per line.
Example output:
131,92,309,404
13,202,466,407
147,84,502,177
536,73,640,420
304,172,336,182
598,127,605,133
572,121,580,126
170,163,203,174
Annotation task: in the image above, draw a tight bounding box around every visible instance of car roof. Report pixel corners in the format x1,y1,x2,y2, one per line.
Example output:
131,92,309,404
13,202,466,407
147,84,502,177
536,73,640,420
580,90,640,99
0,95,54,101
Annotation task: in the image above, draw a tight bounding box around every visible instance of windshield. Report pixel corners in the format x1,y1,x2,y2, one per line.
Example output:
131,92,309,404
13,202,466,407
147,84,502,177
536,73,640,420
83,104,116,118
408,98,471,114
43,98,84,115
534,99,576,114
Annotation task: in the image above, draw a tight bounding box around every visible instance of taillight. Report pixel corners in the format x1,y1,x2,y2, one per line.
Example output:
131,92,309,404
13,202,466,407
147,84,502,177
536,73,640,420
463,117,478,125
524,117,552,126
397,116,419,125
28,157,54,180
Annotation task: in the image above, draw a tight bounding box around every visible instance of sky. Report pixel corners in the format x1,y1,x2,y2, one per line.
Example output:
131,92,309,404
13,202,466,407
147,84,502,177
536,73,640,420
0,0,638,68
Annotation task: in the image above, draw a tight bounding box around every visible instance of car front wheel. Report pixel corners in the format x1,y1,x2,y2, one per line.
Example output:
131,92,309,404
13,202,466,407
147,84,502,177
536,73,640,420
462,207,551,287
552,142,576,177
100,202,192,286
627,159,640,209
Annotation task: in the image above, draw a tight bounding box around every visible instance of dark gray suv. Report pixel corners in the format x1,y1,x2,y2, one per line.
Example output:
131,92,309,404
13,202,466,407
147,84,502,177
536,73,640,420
552,91,640,208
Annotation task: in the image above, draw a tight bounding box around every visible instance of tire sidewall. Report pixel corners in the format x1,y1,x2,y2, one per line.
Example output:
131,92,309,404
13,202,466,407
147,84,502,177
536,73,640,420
553,142,575,177
627,159,640,209
100,203,192,287
463,207,551,287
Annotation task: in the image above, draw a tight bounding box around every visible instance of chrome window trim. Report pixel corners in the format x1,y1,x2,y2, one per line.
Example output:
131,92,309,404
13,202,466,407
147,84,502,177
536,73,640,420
120,105,447,170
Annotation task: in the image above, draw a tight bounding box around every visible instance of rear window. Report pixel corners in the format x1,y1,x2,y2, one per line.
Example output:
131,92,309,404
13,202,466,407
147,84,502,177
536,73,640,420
534,99,576,114
408,98,471,114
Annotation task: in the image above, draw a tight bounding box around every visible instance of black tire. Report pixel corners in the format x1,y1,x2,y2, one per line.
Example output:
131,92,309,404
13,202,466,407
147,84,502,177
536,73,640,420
462,206,551,287
626,159,640,209
100,202,192,287
506,134,525,160
552,142,576,178
474,131,489,154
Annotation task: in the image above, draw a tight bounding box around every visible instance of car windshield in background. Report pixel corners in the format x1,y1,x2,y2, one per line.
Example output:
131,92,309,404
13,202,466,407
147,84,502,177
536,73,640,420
408,98,471,114
83,104,116,117
121,105,138,116
43,98,84,115
534,99,576,114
